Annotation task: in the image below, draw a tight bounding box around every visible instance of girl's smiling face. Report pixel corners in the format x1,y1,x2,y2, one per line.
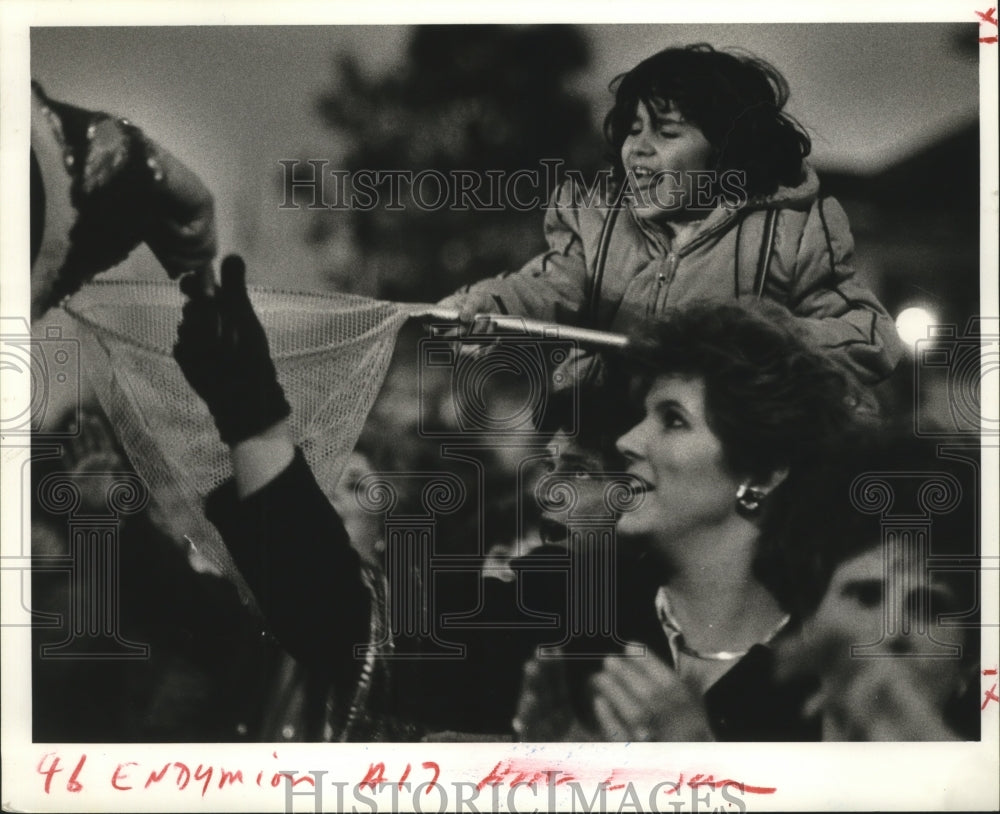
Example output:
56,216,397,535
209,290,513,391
620,100,715,223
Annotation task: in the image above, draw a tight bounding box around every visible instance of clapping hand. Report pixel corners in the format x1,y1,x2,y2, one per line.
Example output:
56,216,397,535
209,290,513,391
588,650,714,741
513,647,714,742
512,657,598,741
776,623,963,741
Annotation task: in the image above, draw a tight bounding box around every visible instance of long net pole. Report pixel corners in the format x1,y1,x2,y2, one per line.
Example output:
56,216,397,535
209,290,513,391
404,305,630,349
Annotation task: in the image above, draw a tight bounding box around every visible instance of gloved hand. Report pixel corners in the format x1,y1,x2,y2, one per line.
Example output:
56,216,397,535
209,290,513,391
141,135,217,279
173,255,290,446
31,81,216,317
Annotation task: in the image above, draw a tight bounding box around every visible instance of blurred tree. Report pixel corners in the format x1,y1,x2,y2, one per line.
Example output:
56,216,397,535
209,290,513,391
307,24,602,300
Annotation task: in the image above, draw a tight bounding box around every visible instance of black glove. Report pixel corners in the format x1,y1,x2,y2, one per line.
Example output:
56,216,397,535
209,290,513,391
173,255,290,446
32,81,217,317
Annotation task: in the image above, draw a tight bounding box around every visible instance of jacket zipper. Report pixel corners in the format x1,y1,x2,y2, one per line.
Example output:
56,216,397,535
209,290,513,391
653,253,679,314
630,205,742,315
631,205,740,259
674,211,741,258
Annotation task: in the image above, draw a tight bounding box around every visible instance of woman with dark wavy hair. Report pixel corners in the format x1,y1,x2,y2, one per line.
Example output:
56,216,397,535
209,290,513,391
515,300,860,741
440,43,902,385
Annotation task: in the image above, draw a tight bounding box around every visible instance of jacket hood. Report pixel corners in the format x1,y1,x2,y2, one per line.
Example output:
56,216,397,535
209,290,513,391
627,163,821,253
747,163,820,210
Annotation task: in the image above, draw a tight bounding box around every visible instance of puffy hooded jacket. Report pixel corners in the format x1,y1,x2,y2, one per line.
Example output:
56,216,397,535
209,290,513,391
461,168,903,383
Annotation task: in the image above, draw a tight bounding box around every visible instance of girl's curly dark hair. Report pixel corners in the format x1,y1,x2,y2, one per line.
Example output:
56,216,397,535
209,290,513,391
604,43,812,199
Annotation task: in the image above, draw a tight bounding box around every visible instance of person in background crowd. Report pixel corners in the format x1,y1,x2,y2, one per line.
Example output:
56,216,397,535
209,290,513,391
766,428,980,741
31,406,279,742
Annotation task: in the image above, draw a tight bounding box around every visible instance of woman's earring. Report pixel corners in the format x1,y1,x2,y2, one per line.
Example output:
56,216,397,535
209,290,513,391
736,483,767,516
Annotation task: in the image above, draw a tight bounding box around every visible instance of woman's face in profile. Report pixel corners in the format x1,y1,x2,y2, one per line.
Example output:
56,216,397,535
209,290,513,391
614,375,742,551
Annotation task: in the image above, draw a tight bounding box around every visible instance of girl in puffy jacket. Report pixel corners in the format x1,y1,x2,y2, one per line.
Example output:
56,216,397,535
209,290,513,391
439,43,902,384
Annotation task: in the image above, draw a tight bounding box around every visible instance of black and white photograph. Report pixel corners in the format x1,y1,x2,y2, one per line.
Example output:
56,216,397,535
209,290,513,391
2,2,998,811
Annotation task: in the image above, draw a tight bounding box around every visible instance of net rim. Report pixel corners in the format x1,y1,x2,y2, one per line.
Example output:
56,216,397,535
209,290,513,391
63,279,409,361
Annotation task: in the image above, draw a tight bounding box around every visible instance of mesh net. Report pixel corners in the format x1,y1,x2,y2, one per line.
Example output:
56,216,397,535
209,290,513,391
63,280,410,599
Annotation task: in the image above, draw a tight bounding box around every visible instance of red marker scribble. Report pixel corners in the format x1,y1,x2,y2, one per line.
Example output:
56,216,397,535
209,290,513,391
473,761,776,796
983,667,999,711
36,752,86,794
687,773,777,795
477,762,576,791
656,773,776,796
144,763,171,789
277,772,315,788
983,685,998,710
421,762,441,793
978,7,998,42
359,761,440,793
67,755,86,792
359,762,386,790
601,769,630,792
111,762,137,791
218,769,244,790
